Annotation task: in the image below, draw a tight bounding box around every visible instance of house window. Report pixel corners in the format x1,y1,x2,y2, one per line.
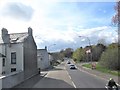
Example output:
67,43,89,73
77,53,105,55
2,58,5,66
11,68,16,72
11,52,16,64
40,58,43,60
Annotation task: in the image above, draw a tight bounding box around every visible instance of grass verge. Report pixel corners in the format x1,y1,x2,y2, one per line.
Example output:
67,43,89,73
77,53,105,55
82,63,120,76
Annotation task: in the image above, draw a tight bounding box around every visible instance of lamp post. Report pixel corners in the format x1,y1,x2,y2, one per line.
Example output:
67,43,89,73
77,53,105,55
47,44,56,52
79,36,92,63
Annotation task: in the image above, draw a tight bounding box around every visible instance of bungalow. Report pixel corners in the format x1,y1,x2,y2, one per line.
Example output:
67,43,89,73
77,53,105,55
0,27,38,79
37,47,50,70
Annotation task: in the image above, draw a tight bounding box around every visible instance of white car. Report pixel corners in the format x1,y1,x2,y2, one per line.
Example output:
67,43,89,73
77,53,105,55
70,64,77,69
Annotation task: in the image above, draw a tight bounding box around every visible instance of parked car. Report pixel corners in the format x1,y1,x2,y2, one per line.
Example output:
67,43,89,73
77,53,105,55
70,64,76,69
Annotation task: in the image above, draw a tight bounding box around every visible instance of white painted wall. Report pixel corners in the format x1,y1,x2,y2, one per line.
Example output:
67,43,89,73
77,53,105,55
0,57,2,75
6,43,24,74
49,54,54,61
37,49,50,70
0,57,2,90
0,44,24,74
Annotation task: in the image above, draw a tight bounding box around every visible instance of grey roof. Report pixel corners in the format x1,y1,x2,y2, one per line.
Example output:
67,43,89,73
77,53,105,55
10,32,28,43
0,32,28,44
0,53,6,57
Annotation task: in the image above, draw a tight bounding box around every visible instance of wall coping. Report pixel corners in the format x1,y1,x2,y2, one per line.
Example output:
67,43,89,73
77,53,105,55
0,70,23,79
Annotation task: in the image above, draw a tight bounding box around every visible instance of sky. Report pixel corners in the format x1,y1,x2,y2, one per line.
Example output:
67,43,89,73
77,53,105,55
0,0,118,52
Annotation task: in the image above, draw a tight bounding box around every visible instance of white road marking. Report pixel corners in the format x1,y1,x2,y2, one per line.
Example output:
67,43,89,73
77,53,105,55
72,81,77,88
65,66,77,88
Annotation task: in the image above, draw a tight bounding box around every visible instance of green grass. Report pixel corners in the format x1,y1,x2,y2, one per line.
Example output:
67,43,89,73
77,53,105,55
82,63,120,76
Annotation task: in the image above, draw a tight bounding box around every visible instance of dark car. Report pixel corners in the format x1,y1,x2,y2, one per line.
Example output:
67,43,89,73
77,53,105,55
70,64,76,69
67,61,71,64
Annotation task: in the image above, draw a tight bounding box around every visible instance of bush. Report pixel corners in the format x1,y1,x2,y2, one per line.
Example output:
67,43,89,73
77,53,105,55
99,47,119,70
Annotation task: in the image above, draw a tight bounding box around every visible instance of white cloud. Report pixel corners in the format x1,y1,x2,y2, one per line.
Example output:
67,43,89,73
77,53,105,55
0,0,117,51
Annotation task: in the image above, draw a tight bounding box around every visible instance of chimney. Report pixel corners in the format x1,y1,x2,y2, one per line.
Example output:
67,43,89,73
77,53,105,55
1,28,10,43
28,27,33,36
45,46,47,50
1,28,8,36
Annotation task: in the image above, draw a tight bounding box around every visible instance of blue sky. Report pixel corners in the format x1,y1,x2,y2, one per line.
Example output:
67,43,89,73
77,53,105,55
0,0,118,52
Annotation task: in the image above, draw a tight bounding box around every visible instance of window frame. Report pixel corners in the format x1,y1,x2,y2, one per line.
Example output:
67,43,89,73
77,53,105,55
11,52,16,64
2,58,5,67
11,68,16,72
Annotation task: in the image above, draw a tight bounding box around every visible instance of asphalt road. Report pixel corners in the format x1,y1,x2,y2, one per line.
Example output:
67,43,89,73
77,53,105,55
65,60,108,88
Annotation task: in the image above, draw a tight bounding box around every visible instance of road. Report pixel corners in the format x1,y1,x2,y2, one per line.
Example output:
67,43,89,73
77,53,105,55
65,61,107,88
14,60,111,88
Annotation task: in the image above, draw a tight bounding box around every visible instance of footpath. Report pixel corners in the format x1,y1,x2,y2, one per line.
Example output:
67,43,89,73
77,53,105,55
13,70,49,88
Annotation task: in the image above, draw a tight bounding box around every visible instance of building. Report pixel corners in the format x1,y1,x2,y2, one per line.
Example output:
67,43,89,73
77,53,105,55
0,27,37,79
0,53,6,75
37,47,50,70
48,53,54,65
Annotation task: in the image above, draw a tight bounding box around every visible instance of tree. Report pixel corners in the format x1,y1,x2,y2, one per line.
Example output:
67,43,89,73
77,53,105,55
98,38,107,46
92,44,106,61
99,43,119,70
64,48,73,58
72,47,85,62
112,1,120,26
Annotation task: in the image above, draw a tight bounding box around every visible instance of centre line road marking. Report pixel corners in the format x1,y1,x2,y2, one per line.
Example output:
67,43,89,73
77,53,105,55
65,66,77,88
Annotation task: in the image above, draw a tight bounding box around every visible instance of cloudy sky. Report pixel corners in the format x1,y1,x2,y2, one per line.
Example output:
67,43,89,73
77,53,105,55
0,0,118,52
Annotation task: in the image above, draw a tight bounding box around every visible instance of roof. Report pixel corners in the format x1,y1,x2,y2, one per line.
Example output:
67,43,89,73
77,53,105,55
0,32,28,44
0,53,6,57
10,32,28,43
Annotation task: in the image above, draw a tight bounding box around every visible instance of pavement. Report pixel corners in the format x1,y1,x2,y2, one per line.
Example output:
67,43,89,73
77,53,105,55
33,63,74,88
13,70,48,88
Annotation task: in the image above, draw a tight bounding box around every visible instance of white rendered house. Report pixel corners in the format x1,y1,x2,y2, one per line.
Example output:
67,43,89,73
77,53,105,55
37,47,50,70
0,27,37,78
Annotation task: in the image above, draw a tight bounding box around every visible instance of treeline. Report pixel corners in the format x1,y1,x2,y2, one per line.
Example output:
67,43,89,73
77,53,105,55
56,42,119,70
72,43,106,62
72,43,119,70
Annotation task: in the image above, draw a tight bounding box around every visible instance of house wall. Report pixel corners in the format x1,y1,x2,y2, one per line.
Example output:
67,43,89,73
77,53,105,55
3,44,23,74
0,57,2,90
49,54,54,62
0,57,2,75
0,44,23,74
23,35,37,79
0,45,5,74
37,49,50,70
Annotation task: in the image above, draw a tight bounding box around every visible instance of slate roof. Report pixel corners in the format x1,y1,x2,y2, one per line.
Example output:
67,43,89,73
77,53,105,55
10,32,28,43
0,32,28,44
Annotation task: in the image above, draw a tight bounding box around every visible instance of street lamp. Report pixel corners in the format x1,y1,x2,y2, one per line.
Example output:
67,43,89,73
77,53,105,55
78,36,92,63
47,44,56,52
